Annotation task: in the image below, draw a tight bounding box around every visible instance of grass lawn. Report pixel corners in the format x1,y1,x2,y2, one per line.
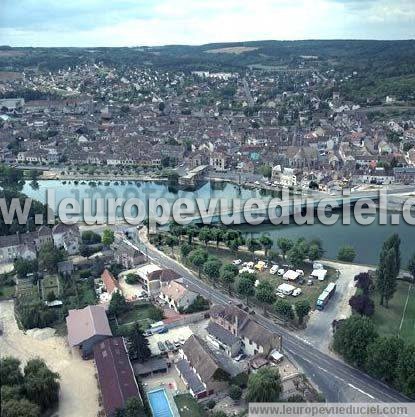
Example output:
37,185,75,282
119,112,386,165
174,394,206,417
0,285,16,299
117,303,160,325
371,281,415,344
41,275,60,299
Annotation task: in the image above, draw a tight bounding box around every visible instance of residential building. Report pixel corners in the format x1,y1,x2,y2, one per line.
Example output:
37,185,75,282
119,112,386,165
101,269,121,296
159,280,198,312
66,305,112,358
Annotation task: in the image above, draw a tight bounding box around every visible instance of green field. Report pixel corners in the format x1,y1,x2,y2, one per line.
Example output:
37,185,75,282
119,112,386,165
372,281,415,344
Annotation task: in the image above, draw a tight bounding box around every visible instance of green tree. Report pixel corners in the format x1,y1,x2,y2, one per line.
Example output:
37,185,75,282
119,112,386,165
229,384,242,401
277,237,294,260
259,235,273,257
337,245,356,262
38,243,64,273
24,359,60,412
165,235,179,256
13,258,38,279
81,231,101,244
0,357,24,387
102,229,115,246
308,244,320,262
1,399,40,417
377,247,398,307
273,299,294,321
124,396,145,417
184,226,198,244
125,274,139,285
246,367,282,402
287,244,306,269
127,323,151,363
198,227,213,246
220,264,239,294
396,343,415,398
237,273,255,306
294,300,311,325
211,228,224,247
46,291,56,303
365,337,404,384
1,385,23,402
109,291,128,316
203,258,222,283
333,316,378,367
256,280,276,313
188,248,208,277
246,238,261,259
180,243,193,259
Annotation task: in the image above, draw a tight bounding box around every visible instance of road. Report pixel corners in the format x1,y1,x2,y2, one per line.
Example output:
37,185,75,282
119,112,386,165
117,229,411,403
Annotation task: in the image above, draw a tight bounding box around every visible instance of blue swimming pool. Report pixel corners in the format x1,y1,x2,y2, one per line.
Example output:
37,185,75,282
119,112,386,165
147,388,174,417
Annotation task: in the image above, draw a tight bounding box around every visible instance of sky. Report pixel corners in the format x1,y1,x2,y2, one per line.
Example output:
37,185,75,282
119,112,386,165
1,0,415,47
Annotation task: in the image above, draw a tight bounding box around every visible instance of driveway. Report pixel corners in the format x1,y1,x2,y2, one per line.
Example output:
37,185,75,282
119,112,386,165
0,300,100,417
299,261,375,353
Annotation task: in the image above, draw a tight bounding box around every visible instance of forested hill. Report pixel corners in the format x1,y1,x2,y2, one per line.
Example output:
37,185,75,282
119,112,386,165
1,39,415,76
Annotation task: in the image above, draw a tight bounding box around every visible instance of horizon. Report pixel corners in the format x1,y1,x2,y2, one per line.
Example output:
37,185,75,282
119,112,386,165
2,0,415,47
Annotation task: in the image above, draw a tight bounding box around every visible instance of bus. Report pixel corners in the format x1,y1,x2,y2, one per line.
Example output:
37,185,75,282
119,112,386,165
316,282,336,310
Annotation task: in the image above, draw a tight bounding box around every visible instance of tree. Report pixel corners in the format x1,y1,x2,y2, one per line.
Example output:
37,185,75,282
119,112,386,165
229,385,242,401
203,258,222,283
102,229,115,246
211,228,224,247
188,248,208,277
273,299,294,321
220,264,238,294
337,245,356,262
125,274,139,285
354,272,372,295
109,291,128,316
124,396,145,417
246,238,261,259
165,235,179,256
255,280,276,313
0,357,24,387
308,244,320,262
377,247,398,307
198,227,213,246
180,243,192,259
259,235,273,257
396,343,415,398
38,243,64,273
184,226,198,244
13,258,38,279
237,274,255,306
294,300,311,325
246,367,282,403
349,294,374,316
24,359,60,412
365,337,404,384
2,399,40,417
287,244,306,269
127,323,151,363
332,316,378,367
277,237,294,260
81,231,101,244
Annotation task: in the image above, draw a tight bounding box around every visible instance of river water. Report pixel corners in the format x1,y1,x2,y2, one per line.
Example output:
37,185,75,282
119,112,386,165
23,180,414,265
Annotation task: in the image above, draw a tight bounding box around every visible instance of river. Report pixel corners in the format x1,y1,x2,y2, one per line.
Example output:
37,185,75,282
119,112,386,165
23,180,414,265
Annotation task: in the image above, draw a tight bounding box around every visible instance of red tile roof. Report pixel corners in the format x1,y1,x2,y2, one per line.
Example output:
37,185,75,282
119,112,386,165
101,269,120,294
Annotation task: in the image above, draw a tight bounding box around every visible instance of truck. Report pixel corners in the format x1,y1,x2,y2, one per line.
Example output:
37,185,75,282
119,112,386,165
316,282,336,310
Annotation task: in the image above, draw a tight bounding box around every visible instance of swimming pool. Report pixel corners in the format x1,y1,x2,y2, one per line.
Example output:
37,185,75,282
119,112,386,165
147,388,174,417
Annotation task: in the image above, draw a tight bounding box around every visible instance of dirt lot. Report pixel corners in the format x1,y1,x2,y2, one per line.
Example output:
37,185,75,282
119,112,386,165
0,300,100,417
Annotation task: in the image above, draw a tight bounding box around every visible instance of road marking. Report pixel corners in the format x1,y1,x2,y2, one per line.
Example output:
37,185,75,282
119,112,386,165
348,383,375,400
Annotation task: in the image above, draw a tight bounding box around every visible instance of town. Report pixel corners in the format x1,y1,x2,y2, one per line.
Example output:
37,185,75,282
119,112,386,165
1,39,415,417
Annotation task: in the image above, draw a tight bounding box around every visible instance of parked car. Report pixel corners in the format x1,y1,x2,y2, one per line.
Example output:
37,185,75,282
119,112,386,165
292,288,302,297
277,268,285,276
296,269,304,276
165,340,175,351
233,259,242,265
158,341,166,352
307,279,314,286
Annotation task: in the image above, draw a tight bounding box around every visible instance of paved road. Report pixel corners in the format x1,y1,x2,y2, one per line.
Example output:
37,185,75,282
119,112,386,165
118,230,411,403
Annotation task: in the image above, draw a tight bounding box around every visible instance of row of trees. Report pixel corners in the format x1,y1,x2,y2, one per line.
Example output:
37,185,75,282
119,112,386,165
1,357,60,417
333,316,415,398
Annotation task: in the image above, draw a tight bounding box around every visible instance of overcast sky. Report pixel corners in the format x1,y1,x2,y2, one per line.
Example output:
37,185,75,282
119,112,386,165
1,0,414,47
